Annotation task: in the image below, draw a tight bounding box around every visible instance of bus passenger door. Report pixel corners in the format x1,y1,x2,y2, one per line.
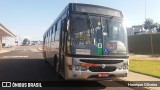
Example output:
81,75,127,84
59,19,67,74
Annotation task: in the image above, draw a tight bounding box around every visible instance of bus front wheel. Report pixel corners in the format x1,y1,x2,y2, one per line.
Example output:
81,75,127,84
54,57,63,80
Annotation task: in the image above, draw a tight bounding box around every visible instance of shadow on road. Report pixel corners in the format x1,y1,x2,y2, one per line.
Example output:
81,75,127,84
0,58,107,89
0,59,56,81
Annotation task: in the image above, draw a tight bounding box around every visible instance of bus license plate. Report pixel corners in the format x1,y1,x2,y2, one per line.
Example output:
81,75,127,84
98,73,109,77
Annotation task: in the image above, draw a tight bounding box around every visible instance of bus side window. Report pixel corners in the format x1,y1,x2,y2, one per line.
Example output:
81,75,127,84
51,25,55,41
45,34,47,43
46,32,48,43
49,29,52,42
43,36,45,44
62,19,67,31
55,20,61,41
48,31,50,42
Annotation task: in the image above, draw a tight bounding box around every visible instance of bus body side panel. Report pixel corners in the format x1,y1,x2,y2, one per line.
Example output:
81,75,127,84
64,56,73,79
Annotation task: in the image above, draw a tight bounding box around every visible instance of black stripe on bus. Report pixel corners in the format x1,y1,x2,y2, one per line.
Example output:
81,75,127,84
80,59,123,64
66,54,129,58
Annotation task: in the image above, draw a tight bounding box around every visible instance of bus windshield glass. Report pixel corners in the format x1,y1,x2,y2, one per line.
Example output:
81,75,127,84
68,14,128,56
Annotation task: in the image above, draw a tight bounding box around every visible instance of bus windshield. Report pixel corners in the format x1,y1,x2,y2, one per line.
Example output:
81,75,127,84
68,14,128,56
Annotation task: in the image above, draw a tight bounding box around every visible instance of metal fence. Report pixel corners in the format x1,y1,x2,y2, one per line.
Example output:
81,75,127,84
128,34,160,54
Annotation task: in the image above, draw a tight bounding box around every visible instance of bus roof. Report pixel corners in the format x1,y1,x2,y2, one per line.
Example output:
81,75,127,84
70,3,123,17
44,3,123,36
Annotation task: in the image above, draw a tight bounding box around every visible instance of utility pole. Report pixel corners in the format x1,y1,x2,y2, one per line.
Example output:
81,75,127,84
145,0,153,55
151,34,153,55
145,0,146,20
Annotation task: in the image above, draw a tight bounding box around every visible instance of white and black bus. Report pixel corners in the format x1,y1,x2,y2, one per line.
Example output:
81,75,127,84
43,3,129,80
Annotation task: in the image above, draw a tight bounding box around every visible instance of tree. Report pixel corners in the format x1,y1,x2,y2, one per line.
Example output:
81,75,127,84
22,38,30,45
143,19,158,55
157,26,160,32
155,22,160,32
143,18,156,32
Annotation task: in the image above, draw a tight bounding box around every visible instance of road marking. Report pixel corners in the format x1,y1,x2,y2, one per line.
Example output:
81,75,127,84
15,49,38,52
2,56,29,59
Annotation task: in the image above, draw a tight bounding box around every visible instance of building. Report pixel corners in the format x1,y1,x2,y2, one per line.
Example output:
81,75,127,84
2,37,16,47
30,41,43,45
127,25,147,36
0,23,16,50
132,25,146,34
126,27,133,36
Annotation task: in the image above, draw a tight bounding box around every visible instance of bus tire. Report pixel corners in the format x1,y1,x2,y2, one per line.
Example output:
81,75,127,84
54,57,64,80
44,52,48,63
53,56,57,72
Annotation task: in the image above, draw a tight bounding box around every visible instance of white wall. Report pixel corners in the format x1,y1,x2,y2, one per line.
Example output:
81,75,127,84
2,37,16,47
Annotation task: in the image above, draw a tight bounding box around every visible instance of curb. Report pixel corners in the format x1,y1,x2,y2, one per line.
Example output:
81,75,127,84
129,70,160,79
0,50,10,54
0,46,17,54
112,78,151,90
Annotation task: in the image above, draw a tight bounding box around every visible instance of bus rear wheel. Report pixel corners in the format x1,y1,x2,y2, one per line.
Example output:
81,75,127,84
53,56,57,72
44,52,48,63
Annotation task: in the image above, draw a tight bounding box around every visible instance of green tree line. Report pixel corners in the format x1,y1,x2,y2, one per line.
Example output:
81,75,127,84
144,18,160,32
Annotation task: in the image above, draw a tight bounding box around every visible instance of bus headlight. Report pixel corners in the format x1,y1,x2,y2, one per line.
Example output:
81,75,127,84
118,64,128,70
123,64,128,69
118,66,122,70
74,65,87,71
75,66,80,71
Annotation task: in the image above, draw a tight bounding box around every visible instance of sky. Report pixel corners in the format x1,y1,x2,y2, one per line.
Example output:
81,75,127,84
0,0,160,41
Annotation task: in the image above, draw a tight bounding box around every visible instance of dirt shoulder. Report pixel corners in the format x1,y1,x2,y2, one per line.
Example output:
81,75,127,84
129,54,160,60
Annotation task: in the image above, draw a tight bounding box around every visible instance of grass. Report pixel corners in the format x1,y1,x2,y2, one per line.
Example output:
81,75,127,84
129,60,160,78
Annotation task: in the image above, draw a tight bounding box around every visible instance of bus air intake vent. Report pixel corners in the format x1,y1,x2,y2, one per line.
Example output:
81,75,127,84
80,60,123,64
89,66,117,72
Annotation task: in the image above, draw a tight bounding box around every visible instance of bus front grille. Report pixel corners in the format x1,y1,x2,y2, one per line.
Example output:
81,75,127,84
89,66,117,72
80,59,123,64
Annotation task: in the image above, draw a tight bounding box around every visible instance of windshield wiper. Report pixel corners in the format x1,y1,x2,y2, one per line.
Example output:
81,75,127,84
83,13,92,37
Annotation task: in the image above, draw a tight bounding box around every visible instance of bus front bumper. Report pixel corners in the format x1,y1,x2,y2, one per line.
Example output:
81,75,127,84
65,69,128,80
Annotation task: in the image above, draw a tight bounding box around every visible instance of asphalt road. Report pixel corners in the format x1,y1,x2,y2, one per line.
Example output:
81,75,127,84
0,45,135,90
